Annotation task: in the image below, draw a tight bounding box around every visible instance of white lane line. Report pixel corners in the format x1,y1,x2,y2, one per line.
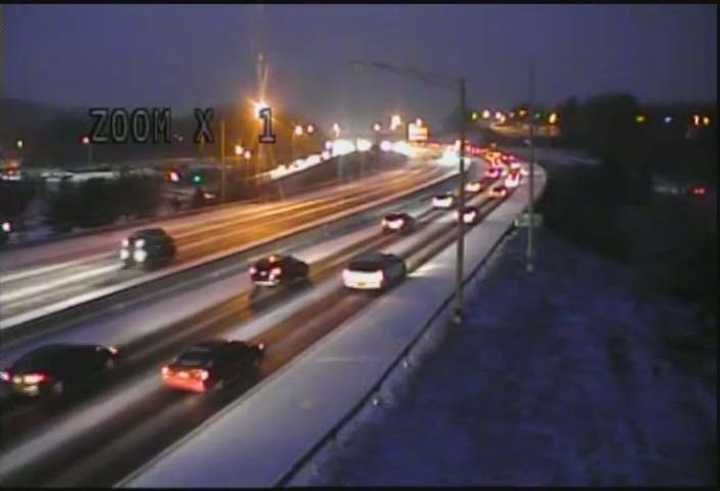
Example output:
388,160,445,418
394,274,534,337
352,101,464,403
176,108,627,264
0,263,122,304
0,253,111,284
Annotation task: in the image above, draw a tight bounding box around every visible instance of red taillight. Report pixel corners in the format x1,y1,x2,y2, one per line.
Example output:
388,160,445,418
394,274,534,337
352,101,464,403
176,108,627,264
192,369,209,381
692,187,706,196
270,267,282,276
249,266,257,275
23,373,47,384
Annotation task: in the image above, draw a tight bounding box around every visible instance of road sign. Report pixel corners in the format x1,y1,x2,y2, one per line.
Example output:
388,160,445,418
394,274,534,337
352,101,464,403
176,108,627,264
514,212,543,228
407,122,429,142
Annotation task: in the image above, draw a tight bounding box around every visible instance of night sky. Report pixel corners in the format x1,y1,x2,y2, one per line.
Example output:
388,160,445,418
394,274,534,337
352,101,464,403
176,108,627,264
4,4,717,131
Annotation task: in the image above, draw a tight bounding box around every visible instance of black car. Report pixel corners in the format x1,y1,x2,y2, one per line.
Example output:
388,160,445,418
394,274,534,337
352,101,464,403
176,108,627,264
1,343,119,399
249,254,309,286
162,339,265,393
120,228,176,269
381,213,416,234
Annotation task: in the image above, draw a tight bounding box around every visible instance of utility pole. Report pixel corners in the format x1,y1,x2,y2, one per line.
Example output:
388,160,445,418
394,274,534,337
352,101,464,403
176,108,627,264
453,77,467,324
220,119,226,203
526,60,536,273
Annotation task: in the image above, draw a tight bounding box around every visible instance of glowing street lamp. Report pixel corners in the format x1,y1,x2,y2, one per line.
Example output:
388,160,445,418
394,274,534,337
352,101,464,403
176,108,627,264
81,136,92,166
702,116,711,126
482,109,491,119
548,112,558,125
390,114,403,131
635,114,646,124
252,99,269,118
15,139,24,150
471,111,478,121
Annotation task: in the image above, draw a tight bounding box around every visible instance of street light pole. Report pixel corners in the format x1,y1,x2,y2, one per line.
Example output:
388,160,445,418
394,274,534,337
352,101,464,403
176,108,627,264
526,60,535,273
220,119,226,203
454,77,467,324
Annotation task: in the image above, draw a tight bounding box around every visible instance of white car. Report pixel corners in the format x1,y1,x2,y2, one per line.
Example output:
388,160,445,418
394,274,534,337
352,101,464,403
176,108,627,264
432,193,456,209
504,171,521,188
455,206,480,225
343,253,406,291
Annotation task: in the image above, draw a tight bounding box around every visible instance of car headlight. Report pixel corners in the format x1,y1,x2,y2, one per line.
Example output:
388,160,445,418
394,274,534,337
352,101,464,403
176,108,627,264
133,249,148,263
135,239,146,249
120,249,130,260
121,239,129,247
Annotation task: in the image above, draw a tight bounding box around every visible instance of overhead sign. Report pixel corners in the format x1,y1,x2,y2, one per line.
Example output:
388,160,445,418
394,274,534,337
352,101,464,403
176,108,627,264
407,122,429,142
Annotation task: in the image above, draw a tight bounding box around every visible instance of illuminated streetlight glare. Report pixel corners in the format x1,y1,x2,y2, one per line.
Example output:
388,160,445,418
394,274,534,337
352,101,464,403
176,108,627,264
251,99,269,118
16,139,24,150
482,109,491,119
82,136,90,145
390,114,403,131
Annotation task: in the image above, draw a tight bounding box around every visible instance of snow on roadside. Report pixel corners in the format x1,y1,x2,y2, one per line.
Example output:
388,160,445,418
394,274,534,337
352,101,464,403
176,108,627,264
307,227,716,486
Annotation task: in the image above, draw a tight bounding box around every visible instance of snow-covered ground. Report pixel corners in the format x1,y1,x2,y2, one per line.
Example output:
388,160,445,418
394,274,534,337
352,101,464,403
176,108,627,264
306,227,717,486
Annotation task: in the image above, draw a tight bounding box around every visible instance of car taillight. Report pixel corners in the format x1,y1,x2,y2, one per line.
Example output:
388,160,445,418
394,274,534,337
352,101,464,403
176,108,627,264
270,267,282,276
192,369,209,381
692,186,706,196
161,366,170,376
381,219,388,227
249,266,257,275
0,371,9,382
108,346,119,355
23,373,47,384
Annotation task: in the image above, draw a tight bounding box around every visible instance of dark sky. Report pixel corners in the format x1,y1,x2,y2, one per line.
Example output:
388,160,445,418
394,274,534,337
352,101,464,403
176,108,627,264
4,4,717,132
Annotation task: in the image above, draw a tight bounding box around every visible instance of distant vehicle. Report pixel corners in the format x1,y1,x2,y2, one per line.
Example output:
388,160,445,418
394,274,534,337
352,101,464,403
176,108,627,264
162,339,264,393
432,193,456,209
505,170,521,188
455,206,480,225
464,180,484,193
249,254,309,286
484,167,502,179
381,212,415,233
489,184,508,199
343,252,406,291
1,343,119,399
120,228,176,269
688,185,706,197
0,220,11,245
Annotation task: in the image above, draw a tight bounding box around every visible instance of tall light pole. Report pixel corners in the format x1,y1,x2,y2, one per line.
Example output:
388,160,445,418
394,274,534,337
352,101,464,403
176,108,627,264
82,136,92,167
220,119,226,202
526,60,536,273
350,60,468,324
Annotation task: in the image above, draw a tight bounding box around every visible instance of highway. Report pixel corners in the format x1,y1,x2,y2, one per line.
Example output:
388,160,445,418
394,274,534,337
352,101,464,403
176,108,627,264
0,152,510,487
0,152,450,330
